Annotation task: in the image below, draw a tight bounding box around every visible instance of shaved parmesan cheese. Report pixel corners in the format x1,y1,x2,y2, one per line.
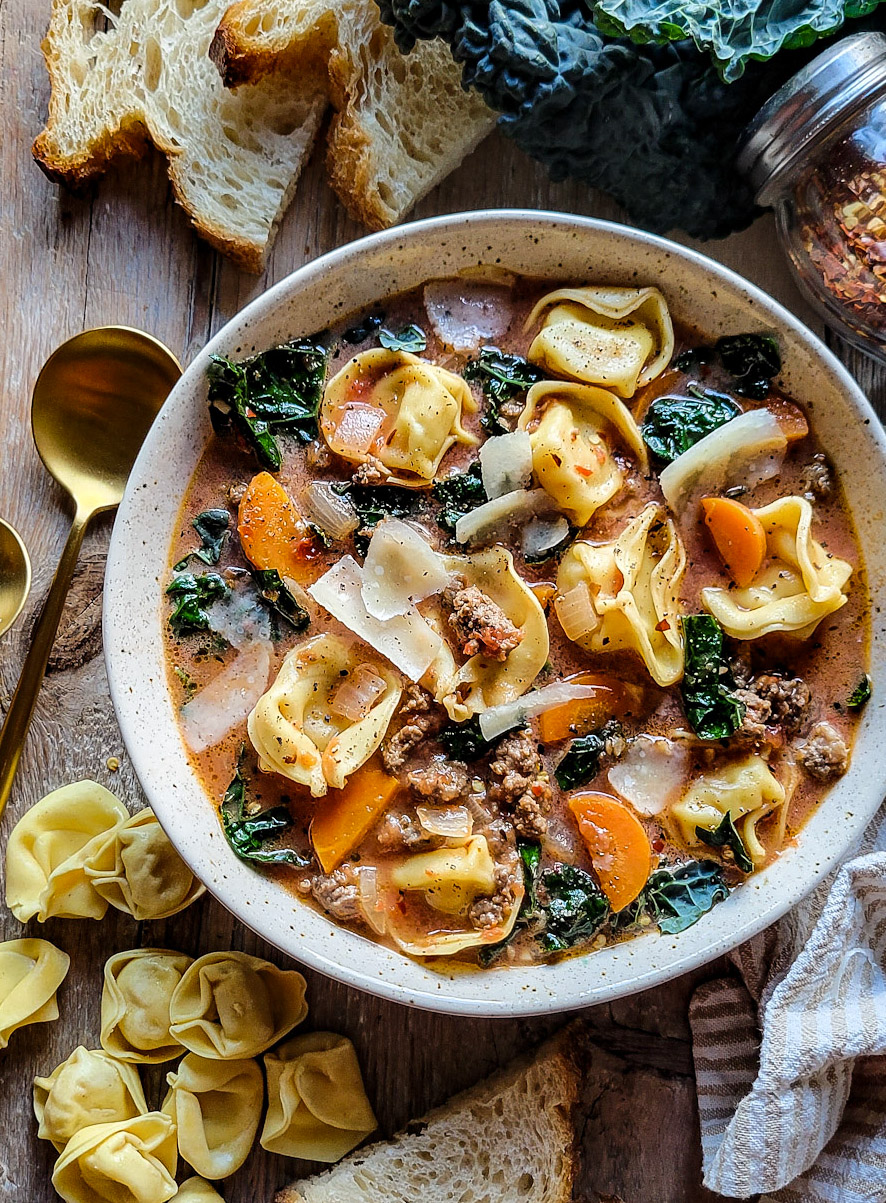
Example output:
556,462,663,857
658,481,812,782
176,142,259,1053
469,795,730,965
480,430,533,499
454,488,554,546
522,514,570,560
180,640,272,753
478,681,599,741
424,279,513,351
361,518,449,620
607,736,689,816
660,409,786,512
308,556,442,681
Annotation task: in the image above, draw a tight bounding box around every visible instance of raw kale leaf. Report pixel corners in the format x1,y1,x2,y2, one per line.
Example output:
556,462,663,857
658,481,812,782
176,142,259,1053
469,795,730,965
540,863,609,951
681,615,745,740
334,481,421,554
433,462,487,532
250,569,310,634
696,811,754,873
166,572,230,637
848,674,873,712
555,721,622,790
379,324,427,353
173,509,231,570
439,715,499,762
614,860,729,934
207,338,329,470
343,313,385,344
464,347,544,434
220,750,311,868
642,391,740,463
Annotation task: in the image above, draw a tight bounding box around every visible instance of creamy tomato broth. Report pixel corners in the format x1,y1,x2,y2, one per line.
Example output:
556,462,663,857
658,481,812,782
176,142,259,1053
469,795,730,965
165,273,868,967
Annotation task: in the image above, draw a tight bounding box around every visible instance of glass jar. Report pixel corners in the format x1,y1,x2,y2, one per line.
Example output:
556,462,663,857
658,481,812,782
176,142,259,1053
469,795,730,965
738,32,886,363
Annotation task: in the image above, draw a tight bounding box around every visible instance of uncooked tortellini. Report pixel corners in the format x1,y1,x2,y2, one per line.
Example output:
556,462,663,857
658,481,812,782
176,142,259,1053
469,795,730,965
173,1180,224,1201
163,1053,262,1179
169,950,308,1059
34,1046,148,1151
0,938,69,1050
248,633,402,796
51,1111,178,1203
5,781,127,922
702,495,852,640
526,285,674,397
101,948,193,1063
321,348,477,483
262,1032,377,1161
557,503,686,687
84,806,205,920
670,754,785,866
517,381,647,526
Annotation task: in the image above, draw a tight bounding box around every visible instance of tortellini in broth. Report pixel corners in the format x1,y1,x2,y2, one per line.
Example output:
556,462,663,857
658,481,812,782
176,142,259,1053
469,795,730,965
321,348,477,483
163,1054,263,1180
0,938,69,1051
34,1046,148,1151
101,948,194,1063
557,503,686,687
51,1111,178,1203
526,285,674,397
670,754,786,867
248,633,402,797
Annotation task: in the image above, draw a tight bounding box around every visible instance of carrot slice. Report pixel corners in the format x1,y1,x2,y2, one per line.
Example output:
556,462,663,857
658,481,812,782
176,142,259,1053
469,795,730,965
238,472,312,577
310,765,400,874
701,495,767,589
538,672,645,743
568,792,652,912
764,398,809,443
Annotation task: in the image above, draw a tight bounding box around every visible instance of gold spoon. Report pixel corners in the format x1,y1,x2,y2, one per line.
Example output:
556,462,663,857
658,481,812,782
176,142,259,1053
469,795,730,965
0,519,31,637
0,327,182,819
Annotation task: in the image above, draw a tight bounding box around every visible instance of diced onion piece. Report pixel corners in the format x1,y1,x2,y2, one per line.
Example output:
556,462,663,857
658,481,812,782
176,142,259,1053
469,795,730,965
308,556,442,681
329,663,388,721
180,640,272,753
478,682,599,741
480,431,534,499
333,403,385,455
522,514,570,561
299,482,359,541
454,488,554,546
356,866,388,936
555,582,599,641
660,409,786,512
361,518,450,620
416,804,473,839
424,279,513,351
607,736,689,816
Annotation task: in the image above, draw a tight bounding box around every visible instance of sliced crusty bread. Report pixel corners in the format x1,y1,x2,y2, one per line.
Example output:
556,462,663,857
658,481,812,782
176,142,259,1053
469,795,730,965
210,0,497,229
276,1030,580,1203
33,0,328,271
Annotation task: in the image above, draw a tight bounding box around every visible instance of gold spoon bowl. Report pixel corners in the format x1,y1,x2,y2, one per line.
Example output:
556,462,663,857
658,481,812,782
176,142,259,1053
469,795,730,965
0,519,31,638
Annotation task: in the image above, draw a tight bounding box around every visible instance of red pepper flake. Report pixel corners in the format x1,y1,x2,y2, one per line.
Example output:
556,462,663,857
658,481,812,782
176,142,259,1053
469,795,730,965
574,464,594,478
655,618,670,632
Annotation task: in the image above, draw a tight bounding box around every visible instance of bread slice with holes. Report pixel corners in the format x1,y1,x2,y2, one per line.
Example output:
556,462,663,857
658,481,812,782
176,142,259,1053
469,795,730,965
210,0,497,229
275,1031,580,1203
33,0,329,271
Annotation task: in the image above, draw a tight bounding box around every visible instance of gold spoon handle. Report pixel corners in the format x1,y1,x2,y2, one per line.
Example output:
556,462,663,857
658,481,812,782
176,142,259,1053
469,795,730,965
0,511,90,819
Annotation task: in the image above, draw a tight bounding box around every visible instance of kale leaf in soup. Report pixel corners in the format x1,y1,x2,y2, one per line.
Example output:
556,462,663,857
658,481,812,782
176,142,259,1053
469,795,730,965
642,391,740,463
166,572,229,637
680,615,745,741
433,462,487,533
464,347,544,434
378,323,427,353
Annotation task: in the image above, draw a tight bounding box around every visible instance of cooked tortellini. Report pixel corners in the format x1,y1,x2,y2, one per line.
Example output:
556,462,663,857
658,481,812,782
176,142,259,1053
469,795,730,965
0,938,69,1051
517,381,648,526
5,781,127,922
436,546,549,722
163,1053,262,1179
557,503,686,687
34,1046,148,1151
84,807,205,921
173,1179,224,1201
169,950,308,1060
51,1111,178,1203
262,1032,377,1161
670,754,786,866
101,948,193,1063
248,633,402,797
320,348,477,483
702,495,853,640
525,285,674,397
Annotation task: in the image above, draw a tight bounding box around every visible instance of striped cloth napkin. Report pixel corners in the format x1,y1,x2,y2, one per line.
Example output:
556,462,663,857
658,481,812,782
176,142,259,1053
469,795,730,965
689,806,886,1201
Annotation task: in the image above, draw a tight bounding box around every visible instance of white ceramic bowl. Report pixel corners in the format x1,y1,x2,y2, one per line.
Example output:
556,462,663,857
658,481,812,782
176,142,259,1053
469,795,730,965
105,211,886,1016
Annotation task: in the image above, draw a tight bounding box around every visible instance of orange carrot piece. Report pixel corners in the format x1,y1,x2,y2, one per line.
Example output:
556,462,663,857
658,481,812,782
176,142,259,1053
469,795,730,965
538,672,644,743
310,765,400,874
238,472,311,577
764,398,809,443
701,495,767,589
530,581,557,610
568,792,652,912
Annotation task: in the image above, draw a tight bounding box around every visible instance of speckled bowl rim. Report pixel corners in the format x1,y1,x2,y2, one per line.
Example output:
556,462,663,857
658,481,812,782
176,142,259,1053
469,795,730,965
105,210,886,1016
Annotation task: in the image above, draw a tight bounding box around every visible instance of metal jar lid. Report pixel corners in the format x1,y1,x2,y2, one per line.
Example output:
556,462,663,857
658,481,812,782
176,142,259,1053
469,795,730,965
737,32,886,207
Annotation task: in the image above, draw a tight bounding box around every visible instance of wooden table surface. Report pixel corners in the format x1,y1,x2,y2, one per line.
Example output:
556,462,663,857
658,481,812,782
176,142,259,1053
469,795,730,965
3,3,886,1200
